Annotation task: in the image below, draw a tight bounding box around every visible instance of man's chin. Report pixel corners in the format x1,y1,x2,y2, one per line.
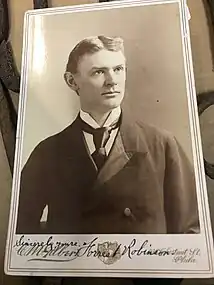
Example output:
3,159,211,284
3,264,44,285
103,97,123,107
102,102,121,112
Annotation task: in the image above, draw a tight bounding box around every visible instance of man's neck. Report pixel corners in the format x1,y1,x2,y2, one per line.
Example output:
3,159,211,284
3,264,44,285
80,107,121,128
81,110,111,127
89,112,111,127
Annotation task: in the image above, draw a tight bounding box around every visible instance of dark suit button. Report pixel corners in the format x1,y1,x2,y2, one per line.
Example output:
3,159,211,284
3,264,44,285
124,207,132,217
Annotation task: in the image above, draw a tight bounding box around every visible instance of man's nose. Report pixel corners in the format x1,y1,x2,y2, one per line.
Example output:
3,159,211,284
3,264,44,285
105,71,117,86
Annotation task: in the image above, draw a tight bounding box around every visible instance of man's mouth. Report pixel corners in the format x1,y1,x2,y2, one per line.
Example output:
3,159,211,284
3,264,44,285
102,91,120,96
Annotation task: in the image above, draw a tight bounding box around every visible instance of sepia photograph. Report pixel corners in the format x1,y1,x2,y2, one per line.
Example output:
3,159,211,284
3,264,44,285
16,34,200,235
4,0,214,278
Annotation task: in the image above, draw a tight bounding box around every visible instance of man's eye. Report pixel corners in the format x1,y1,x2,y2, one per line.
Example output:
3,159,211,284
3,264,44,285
114,66,124,72
93,70,104,76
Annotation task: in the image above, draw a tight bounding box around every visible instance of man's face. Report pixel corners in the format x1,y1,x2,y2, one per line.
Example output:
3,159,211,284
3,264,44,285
71,49,126,114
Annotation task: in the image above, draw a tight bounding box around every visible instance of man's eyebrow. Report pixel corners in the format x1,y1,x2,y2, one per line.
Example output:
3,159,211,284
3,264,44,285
90,64,125,70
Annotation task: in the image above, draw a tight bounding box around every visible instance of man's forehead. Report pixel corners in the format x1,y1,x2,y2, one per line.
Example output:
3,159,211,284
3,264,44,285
78,49,126,71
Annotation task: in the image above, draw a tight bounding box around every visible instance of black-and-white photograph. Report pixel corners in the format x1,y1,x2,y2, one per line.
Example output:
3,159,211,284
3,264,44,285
16,33,200,235
4,0,214,278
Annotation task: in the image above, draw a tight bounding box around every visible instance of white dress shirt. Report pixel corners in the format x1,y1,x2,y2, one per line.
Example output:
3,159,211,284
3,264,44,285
80,107,121,155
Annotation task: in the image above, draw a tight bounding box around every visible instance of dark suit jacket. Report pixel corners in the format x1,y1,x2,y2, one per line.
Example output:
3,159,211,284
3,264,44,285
16,112,200,234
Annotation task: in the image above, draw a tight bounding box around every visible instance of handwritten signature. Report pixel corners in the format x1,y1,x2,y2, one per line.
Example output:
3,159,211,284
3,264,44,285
13,235,174,262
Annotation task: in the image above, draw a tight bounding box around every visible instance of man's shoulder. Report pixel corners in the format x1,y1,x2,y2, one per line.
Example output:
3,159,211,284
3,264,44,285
29,120,78,156
135,120,174,145
120,110,177,154
131,119,180,157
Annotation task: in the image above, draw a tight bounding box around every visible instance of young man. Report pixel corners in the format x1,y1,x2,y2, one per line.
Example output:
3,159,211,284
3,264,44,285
16,36,200,234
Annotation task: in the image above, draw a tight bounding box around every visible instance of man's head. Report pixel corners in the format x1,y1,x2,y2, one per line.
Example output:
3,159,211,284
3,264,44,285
64,36,126,115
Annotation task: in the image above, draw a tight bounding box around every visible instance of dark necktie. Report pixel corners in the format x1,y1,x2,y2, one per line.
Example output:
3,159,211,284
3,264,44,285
79,115,121,170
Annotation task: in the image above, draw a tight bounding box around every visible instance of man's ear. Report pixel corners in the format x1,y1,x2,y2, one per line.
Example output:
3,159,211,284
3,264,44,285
64,71,79,92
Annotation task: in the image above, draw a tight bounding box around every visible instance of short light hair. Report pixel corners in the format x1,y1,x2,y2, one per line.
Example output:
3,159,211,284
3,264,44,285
65,35,125,74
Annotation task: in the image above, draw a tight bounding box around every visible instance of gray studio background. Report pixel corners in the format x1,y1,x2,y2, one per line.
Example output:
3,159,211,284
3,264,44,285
21,2,194,167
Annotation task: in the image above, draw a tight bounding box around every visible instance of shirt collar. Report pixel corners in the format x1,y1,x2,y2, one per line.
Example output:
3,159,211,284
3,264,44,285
80,107,121,129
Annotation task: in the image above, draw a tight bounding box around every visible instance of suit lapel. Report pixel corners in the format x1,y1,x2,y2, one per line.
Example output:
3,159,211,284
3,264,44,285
63,112,149,189
60,116,97,187
95,132,131,187
94,110,148,187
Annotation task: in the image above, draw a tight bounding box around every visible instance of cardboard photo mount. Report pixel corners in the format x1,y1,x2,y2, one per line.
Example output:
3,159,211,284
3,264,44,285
4,0,214,278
